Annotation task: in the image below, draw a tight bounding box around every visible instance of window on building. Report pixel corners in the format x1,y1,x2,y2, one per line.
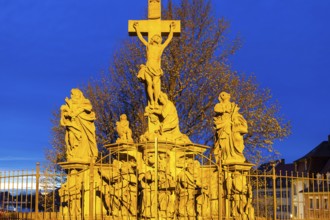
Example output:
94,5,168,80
310,198,314,209
293,184,297,195
316,197,320,209
277,179,281,187
276,192,281,198
294,206,298,217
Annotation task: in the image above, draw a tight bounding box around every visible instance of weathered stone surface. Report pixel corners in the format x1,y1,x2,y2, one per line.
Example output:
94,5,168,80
214,91,248,164
60,88,98,163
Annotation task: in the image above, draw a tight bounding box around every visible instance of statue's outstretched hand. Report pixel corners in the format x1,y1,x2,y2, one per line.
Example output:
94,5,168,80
170,22,176,30
133,22,139,29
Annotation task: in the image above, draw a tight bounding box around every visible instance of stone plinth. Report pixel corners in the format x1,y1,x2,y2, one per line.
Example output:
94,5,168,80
222,162,255,220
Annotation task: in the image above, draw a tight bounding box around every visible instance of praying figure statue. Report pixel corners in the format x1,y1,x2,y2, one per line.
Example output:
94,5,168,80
116,114,133,143
214,92,248,164
60,88,98,163
143,92,191,143
133,21,175,107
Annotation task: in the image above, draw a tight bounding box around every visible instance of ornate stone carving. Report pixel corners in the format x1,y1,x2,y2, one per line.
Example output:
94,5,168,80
98,159,137,217
141,92,191,143
176,159,201,219
214,92,248,164
59,170,82,218
134,21,175,108
60,88,98,163
116,114,133,143
58,1,259,219
224,167,255,220
157,152,176,218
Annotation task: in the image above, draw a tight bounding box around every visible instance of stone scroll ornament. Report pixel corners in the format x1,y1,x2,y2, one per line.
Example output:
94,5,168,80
60,88,98,163
214,92,248,164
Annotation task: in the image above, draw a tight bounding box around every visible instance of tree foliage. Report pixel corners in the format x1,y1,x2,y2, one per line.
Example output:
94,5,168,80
46,0,290,166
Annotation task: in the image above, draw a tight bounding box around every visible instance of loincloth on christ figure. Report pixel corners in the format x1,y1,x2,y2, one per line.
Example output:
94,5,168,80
137,64,164,81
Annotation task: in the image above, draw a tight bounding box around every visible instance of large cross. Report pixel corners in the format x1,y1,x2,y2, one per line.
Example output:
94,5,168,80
128,0,181,41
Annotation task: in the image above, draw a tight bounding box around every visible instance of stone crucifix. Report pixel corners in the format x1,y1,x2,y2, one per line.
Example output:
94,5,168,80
128,0,181,108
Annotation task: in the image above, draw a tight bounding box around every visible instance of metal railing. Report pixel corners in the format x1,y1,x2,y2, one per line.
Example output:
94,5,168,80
1,157,330,219
0,163,66,219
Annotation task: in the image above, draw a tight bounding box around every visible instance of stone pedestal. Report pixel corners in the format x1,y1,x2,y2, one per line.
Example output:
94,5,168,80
58,161,100,220
222,162,255,220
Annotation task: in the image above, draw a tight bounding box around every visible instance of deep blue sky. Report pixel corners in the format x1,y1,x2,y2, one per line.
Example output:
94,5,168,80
0,0,329,170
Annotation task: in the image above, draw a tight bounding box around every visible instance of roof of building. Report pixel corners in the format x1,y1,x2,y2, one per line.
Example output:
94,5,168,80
258,159,296,175
295,136,330,162
321,159,330,173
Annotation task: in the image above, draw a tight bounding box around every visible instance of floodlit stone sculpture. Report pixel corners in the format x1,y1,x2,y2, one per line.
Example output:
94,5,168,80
129,0,180,108
139,151,176,218
60,88,98,163
58,1,259,219
129,0,190,144
143,92,190,143
98,159,137,217
134,21,175,107
58,170,82,217
214,92,248,164
138,151,156,218
225,170,255,220
157,152,176,218
197,184,210,218
177,159,201,219
116,114,133,143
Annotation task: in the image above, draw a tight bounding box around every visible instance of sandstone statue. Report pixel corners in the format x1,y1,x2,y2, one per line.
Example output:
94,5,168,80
226,171,255,220
138,151,157,218
99,159,137,217
60,88,98,163
58,170,82,217
157,152,176,218
214,92,248,164
134,21,175,107
176,159,201,218
143,92,191,143
116,114,133,143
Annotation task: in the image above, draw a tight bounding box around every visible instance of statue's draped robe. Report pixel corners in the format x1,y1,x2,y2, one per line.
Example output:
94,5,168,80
161,100,179,133
61,99,98,163
214,102,247,163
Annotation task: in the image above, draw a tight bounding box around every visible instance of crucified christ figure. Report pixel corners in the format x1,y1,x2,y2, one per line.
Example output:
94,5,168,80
133,21,175,107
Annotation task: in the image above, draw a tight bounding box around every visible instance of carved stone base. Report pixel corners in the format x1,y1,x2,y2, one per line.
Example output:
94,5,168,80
58,161,90,172
222,162,255,172
222,162,255,220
